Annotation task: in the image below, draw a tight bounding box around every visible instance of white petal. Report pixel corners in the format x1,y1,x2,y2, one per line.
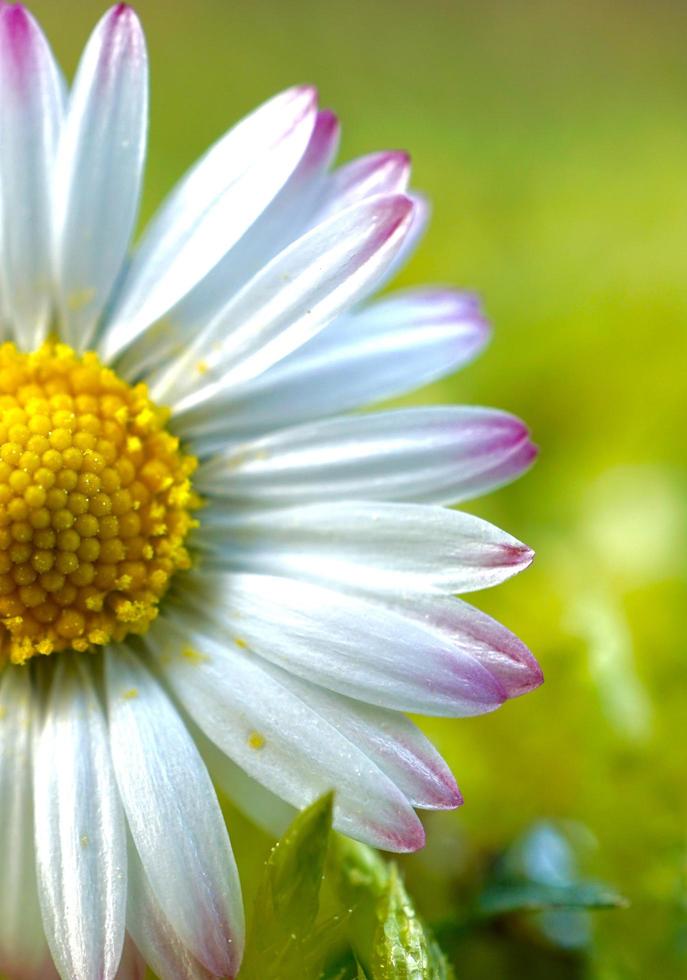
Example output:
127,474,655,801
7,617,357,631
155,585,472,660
176,287,488,450
151,194,415,409
147,615,425,852
196,729,294,838
195,407,536,506
172,573,506,716
117,109,341,380
0,667,50,980
32,658,127,980
312,149,410,224
194,500,534,596
105,648,243,978
117,138,414,387
204,671,460,811
116,129,413,387
303,285,483,355
53,5,148,350
374,190,429,291
126,841,217,980
0,5,63,348
380,594,544,699
0,203,9,339
261,677,461,809
173,143,407,331
100,86,318,360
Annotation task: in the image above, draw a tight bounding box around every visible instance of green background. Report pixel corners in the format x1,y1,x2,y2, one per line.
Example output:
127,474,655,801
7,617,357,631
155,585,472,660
29,1,687,976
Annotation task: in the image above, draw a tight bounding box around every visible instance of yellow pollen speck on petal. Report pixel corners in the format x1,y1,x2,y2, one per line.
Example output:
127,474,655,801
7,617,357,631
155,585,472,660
0,342,198,665
233,636,249,650
181,646,208,665
67,288,96,312
196,360,209,375
121,688,139,700
248,731,265,750
80,834,90,848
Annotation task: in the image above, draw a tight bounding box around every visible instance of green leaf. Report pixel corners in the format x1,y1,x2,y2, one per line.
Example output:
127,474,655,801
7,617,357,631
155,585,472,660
240,792,335,980
425,936,455,980
318,949,368,980
477,879,628,918
267,790,334,930
370,865,432,980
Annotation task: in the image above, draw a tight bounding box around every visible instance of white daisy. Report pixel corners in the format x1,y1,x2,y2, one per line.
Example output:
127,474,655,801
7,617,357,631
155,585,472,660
0,4,542,979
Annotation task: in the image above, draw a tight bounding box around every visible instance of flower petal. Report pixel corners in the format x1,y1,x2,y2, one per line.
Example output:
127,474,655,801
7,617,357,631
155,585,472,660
382,594,543,698
312,149,410,223
150,194,415,409
32,658,127,980
115,936,146,980
126,841,217,980
146,614,426,852
0,4,63,348
194,500,533,596
53,4,148,350
117,109,341,380
201,711,454,838
99,85,318,360
173,573,507,716
105,648,243,978
374,190,429,290
0,667,50,980
0,204,9,340
175,287,488,451
197,732,295,838
241,672,462,809
195,406,536,506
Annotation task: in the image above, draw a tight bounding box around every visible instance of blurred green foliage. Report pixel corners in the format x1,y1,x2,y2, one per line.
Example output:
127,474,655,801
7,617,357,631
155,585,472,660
30,0,687,975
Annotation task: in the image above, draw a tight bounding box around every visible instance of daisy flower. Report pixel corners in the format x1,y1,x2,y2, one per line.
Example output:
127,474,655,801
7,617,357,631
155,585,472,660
0,4,542,979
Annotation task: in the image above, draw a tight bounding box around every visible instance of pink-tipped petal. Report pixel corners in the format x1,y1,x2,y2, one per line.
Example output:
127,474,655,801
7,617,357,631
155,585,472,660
126,846,220,980
177,572,507,717
100,85,318,360
147,613,427,853
195,500,533,597
118,107,343,381
172,283,486,450
154,194,415,410
384,595,543,699
0,4,63,348
302,108,340,171
260,675,463,809
176,282,490,453
376,189,430,288
195,406,537,506
53,3,148,350
314,149,411,221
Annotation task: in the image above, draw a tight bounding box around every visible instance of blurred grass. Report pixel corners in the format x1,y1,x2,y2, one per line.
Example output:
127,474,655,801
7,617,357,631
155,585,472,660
30,0,687,975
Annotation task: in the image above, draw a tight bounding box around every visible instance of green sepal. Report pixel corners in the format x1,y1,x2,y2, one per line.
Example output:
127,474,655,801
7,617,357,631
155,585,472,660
240,792,335,979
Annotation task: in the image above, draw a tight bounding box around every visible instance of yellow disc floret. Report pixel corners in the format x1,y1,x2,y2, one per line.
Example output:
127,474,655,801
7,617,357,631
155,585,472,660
0,342,197,664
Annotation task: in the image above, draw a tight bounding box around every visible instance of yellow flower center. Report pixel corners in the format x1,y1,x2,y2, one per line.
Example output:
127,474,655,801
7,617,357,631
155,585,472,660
0,342,197,665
